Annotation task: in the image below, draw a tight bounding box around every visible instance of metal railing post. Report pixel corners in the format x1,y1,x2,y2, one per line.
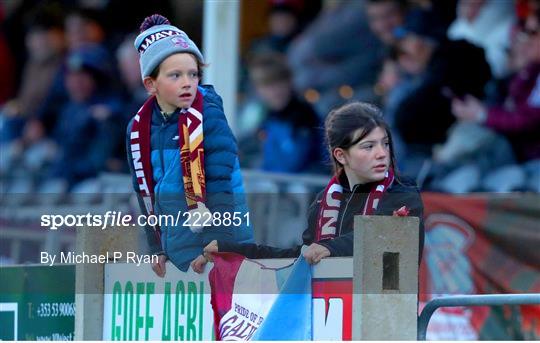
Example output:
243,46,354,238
417,294,540,340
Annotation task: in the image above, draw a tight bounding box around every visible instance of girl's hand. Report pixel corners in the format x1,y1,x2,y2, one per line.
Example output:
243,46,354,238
393,206,410,216
303,243,331,265
191,254,209,274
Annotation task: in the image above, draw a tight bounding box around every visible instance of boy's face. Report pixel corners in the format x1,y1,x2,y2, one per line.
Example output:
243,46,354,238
144,53,199,112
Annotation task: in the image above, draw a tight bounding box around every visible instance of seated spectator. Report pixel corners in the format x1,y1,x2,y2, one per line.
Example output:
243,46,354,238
65,8,107,51
248,3,301,56
47,44,124,189
391,8,492,178
374,54,411,162
450,8,540,192
116,33,147,119
0,4,67,194
287,0,384,116
365,0,408,47
366,1,421,164
1,3,66,142
239,2,304,99
448,0,515,79
108,33,149,174
243,54,324,173
0,117,58,196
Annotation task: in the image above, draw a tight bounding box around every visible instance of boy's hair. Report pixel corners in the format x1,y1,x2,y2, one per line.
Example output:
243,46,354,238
248,53,291,86
134,14,204,81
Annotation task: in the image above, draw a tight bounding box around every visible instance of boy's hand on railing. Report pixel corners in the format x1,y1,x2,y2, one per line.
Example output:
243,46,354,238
152,254,167,277
191,240,218,274
203,240,218,261
191,254,209,274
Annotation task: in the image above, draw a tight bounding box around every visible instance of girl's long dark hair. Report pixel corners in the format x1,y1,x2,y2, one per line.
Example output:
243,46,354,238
324,101,399,179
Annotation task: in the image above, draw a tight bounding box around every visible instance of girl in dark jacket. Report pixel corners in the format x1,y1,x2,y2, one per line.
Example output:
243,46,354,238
192,102,424,272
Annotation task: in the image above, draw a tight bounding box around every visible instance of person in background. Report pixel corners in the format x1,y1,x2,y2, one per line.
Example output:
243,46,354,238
0,3,66,195
451,7,540,192
1,3,66,141
64,8,107,51
287,0,384,116
243,53,324,173
365,0,411,164
105,33,149,174
116,33,148,118
238,2,304,102
391,8,492,178
365,0,408,46
447,0,515,79
48,44,123,190
248,3,301,56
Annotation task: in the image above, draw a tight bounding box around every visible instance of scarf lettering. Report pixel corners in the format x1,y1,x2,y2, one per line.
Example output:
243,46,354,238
315,170,395,241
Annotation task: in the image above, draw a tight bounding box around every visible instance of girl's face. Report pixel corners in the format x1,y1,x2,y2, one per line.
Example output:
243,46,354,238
334,126,390,186
144,53,199,112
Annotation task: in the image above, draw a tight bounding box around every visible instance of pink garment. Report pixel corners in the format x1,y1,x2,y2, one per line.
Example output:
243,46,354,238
486,63,540,160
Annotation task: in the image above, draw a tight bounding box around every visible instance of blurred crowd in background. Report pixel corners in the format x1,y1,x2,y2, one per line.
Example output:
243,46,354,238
1,0,539,196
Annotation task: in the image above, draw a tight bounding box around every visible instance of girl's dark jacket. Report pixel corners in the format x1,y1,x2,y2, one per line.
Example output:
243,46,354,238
219,175,424,261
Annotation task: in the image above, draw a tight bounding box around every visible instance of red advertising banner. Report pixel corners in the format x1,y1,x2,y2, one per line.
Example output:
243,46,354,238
419,192,540,340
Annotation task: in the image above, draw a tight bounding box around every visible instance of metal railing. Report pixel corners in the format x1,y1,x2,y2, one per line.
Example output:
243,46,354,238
417,294,540,340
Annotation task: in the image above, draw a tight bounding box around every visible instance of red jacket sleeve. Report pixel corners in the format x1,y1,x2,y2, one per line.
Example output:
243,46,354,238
486,103,540,134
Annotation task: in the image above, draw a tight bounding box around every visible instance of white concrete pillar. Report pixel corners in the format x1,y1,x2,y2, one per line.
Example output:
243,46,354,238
74,226,138,340
352,216,420,340
202,0,240,133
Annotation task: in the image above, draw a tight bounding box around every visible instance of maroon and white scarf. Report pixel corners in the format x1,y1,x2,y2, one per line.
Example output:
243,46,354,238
315,169,395,241
129,91,206,241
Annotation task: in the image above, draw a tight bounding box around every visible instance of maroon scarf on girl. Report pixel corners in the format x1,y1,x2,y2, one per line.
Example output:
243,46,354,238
315,169,395,241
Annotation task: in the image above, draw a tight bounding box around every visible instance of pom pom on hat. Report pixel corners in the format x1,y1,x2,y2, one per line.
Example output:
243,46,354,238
139,14,170,32
134,13,204,80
